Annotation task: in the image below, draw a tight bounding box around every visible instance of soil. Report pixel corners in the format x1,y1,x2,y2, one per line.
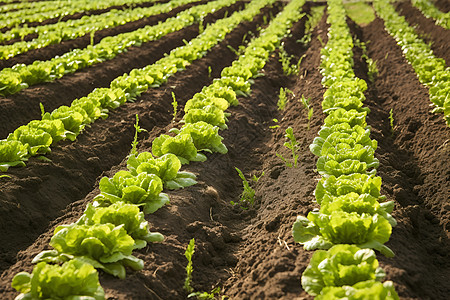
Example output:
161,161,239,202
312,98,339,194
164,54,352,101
0,1,449,300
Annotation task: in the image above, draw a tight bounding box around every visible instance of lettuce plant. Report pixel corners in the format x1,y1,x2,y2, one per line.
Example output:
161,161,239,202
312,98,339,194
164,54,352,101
94,170,169,214
27,119,67,144
315,174,386,204
0,140,28,171
324,108,367,128
317,280,399,299
78,202,164,248
127,152,197,189
12,259,105,300
7,126,52,156
152,134,207,164
301,245,386,296
320,193,397,227
33,223,143,279
184,95,230,112
42,106,85,141
183,105,228,130
169,122,228,154
293,211,394,257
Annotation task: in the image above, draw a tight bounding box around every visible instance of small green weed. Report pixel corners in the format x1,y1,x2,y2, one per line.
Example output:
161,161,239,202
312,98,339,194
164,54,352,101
184,238,195,293
277,87,293,110
172,92,178,122
300,95,313,129
231,167,256,209
130,114,147,156
276,127,300,168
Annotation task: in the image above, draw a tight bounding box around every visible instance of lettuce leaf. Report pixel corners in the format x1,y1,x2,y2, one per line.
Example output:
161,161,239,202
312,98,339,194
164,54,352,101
301,245,385,296
315,174,385,205
94,170,169,214
42,106,85,141
293,211,394,257
33,223,143,279
170,121,228,154
184,95,230,112
320,193,397,227
324,109,368,128
152,134,207,164
316,280,399,300
78,202,164,248
28,119,67,144
127,152,197,190
0,139,28,171
12,259,105,300
183,105,228,130
7,125,52,156
202,82,239,106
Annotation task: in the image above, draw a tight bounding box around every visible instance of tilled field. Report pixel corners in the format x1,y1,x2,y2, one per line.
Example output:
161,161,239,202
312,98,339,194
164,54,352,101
0,0,449,299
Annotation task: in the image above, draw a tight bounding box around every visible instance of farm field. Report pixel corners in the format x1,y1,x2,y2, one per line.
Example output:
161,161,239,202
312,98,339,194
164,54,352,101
0,0,448,299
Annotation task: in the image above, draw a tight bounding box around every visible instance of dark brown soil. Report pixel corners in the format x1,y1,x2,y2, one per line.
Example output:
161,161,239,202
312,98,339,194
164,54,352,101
0,2,449,300
434,0,450,13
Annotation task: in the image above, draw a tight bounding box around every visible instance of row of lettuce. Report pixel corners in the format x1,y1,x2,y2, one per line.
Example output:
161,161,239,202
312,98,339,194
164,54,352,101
0,0,232,95
10,0,307,298
0,0,248,172
292,0,399,298
411,0,450,29
373,0,449,126
0,0,200,60
0,0,157,29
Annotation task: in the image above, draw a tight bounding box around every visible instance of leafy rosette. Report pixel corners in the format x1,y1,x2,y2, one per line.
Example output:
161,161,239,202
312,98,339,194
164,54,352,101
78,202,164,249
214,76,251,97
42,106,86,141
315,174,386,204
301,245,386,296
94,170,169,214
27,119,67,144
310,124,376,157
202,83,239,106
33,223,143,279
12,259,105,300
184,105,228,130
292,211,394,257
316,280,399,300
127,152,197,190
152,134,207,164
184,95,230,112
88,87,127,110
70,96,105,124
7,125,52,156
322,79,369,113
324,108,368,128
0,140,28,171
320,193,397,227
316,143,379,177
169,121,228,154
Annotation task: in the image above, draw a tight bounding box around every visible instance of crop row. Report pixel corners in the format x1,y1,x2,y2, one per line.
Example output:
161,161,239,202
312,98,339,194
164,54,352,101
411,0,450,29
0,0,244,172
0,0,200,60
9,0,306,297
0,0,232,95
373,0,449,125
0,0,157,29
292,0,400,298
0,0,195,44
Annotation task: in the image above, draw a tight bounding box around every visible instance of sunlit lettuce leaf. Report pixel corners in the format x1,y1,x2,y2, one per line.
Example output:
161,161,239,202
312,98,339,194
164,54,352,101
316,280,399,300
301,245,385,296
33,223,143,279
12,259,105,300
78,202,164,247
152,134,206,164
0,139,28,171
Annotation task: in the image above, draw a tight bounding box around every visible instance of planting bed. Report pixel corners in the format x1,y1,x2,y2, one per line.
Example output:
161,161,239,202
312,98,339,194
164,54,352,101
0,0,449,299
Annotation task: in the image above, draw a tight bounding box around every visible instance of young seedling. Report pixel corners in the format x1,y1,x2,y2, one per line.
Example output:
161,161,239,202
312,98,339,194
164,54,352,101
300,95,313,129
188,287,223,299
278,44,299,76
317,35,325,47
184,238,195,293
130,114,147,156
269,118,280,129
198,18,204,34
252,171,264,182
231,167,255,209
277,87,293,110
389,108,395,135
39,102,45,118
276,127,300,168
90,30,95,46
207,66,212,78
172,92,178,122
